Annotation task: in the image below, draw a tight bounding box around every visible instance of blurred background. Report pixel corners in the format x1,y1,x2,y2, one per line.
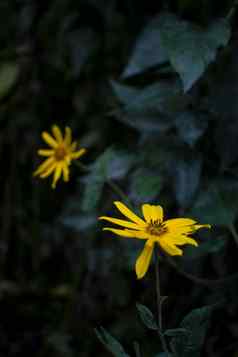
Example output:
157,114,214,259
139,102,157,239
1,0,238,356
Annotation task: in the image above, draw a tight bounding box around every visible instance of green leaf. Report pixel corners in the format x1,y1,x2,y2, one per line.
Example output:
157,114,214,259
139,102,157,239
111,80,187,132
82,148,135,211
175,112,208,147
170,305,215,357
82,175,104,212
190,179,238,226
173,157,202,209
183,235,226,260
215,117,238,169
164,328,187,337
129,168,163,203
136,303,158,330
0,62,19,99
122,16,168,78
158,13,230,91
95,327,130,357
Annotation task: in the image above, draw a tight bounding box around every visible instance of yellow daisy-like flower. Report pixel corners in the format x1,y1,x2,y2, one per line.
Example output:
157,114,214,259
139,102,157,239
33,125,86,189
99,201,211,279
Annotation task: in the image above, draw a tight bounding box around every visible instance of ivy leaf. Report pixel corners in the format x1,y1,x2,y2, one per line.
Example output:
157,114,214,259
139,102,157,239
136,303,158,330
95,327,130,357
122,16,168,78
159,13,230,91
190,179,238,226
170,305,215,357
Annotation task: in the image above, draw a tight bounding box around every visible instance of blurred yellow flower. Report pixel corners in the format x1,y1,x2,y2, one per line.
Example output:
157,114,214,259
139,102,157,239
34,125,86,189
99,201,211,279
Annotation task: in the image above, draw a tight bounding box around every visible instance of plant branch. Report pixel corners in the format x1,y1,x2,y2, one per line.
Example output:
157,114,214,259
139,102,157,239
154,247,170,356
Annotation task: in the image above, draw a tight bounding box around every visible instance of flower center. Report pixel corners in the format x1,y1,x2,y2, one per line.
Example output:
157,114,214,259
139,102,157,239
146,220,168,236
54,145,67,161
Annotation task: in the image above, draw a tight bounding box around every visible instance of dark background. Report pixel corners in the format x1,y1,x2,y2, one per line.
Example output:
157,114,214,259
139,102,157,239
0,1,238,356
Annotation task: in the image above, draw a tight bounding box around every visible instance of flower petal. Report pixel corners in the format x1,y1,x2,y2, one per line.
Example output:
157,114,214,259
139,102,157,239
42,132,58,148
142,204,163,222
33,157,55,176
65,127,72,146
52,163,63,189
37,149,54,157
52,125,63,142
135,240,154,279
99,216,143,230
194,224,211,230
159,240,183,256
103,228,148,239
165,219,211,235
40,163,57,178
71,148,86,160
114,201,146,226
161,234,198,247
62,163,70,182
71,141,77,151
165,218,197,228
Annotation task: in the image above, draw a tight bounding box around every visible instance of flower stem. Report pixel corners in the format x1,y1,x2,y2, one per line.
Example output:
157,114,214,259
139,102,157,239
154,247,170,356
75,161,132,208
133,341,141,357
106,180,133,209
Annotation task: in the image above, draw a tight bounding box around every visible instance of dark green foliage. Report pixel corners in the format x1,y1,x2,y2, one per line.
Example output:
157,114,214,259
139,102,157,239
136,303,158,330
1,1,238,356
95,327,130,357
169,305,215,357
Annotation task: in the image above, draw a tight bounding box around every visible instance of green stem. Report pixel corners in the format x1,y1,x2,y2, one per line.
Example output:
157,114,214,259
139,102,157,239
74,161,90,172
106,179,133,209
75,161,132,207
154,247,170,356
133,341,141,357
166,255,238,288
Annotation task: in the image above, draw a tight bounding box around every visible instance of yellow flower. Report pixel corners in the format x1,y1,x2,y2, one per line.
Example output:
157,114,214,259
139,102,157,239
99,201,211,279
33,125,86,189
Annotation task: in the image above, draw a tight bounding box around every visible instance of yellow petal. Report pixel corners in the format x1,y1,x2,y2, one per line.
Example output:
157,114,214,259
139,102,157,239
135,240,154,279
161,234,198,247
62,163,70,182
52,125,63,142
165,219,210,236
194,224,211,230
52,163,63,189
71,141,77,151
142,204,163,222
159,240,183,256
37,149,54,157
40,163,57,178
33,157,55,176
65,127,72,146
165,218,197,228
114,201,146,226
71,148,86,160
103,228,148,239
42,132,58,148
99,216,143,230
